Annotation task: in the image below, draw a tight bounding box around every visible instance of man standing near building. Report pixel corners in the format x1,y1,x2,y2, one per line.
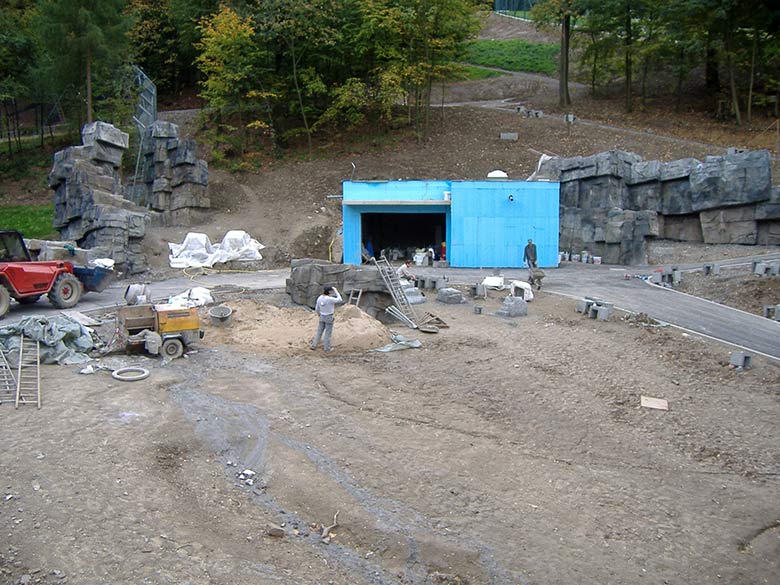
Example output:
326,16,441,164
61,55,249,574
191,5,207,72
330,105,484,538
310,285,342,353
523,239,538,268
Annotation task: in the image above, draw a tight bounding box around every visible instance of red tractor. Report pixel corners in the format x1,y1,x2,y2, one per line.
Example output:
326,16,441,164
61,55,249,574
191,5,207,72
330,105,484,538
0,230,112,319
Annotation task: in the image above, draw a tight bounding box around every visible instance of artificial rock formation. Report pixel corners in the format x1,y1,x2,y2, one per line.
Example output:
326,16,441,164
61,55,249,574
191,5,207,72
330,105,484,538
49,122,149,274
49,121,210,275
286,259,386,308
534,149,779,264
131,121,210,225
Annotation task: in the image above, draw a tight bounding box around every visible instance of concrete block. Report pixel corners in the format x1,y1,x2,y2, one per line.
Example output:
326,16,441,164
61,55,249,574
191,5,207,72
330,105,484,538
499,132,519,141
436,287,465,304
754,262,769,276
729,352,752,368
596,305,614,320
495,296,528,317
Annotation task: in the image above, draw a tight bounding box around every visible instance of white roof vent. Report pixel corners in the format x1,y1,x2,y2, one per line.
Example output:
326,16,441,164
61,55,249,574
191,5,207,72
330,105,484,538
487,169,508,180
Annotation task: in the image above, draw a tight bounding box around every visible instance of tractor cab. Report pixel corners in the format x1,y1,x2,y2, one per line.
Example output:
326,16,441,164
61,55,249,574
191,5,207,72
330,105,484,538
0,230,33,263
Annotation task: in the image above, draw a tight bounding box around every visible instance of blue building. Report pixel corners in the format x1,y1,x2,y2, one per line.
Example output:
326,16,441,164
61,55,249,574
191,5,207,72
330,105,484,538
341,179,560,268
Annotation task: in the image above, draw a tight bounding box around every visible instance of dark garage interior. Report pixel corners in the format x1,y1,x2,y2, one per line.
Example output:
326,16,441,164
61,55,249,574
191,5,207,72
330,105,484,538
360,212,446,260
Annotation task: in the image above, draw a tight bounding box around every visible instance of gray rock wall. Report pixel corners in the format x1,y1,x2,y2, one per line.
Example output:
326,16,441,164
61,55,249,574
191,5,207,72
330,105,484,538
131,121,210,225
49,121,210,275
535,149,777,264
285,259,387,308
49,122,149,274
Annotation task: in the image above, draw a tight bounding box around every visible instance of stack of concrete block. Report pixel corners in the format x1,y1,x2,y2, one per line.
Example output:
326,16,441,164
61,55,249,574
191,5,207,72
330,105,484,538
535,148,777,265
576,297,614,320
135,121,209,225
49,122,149,274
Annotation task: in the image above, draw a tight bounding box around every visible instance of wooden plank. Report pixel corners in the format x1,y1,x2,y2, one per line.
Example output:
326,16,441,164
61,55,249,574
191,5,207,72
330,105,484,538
640,395,669,411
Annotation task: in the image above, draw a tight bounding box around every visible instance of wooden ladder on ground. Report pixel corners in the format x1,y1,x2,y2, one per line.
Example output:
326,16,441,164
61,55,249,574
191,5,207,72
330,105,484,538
15,335,41,409
372,256,420,328
0,347,16,406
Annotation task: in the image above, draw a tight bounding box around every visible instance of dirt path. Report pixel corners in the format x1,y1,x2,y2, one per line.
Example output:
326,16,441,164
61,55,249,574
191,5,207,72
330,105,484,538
2,293,779,584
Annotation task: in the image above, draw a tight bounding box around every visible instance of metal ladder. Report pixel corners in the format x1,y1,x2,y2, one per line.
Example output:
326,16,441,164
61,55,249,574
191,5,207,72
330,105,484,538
15,336,41,409
373,256,419,328
0,347,16,405
348,289,363,307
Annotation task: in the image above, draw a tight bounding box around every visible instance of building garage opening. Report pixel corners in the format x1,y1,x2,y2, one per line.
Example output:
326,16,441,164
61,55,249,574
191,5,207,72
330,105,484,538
361,212,446,262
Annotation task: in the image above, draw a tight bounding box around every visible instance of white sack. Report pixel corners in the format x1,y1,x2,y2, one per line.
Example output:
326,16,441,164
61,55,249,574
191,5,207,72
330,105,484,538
166,287,214,308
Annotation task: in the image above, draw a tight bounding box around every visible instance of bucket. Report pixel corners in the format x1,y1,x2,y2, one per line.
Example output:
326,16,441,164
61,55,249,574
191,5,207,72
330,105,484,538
209,305,233,326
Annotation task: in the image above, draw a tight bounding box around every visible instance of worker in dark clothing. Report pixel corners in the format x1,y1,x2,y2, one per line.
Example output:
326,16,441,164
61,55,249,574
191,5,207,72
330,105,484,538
523,239,538,268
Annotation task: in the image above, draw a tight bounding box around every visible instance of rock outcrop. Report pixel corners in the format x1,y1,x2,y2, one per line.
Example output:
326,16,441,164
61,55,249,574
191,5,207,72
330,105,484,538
48,121,210,275
49,122,149,274
534,149,778,264
130,121,210,225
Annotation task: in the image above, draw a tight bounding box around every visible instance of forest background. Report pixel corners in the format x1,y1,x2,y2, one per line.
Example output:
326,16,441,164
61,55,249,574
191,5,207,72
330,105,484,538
0,0,779,238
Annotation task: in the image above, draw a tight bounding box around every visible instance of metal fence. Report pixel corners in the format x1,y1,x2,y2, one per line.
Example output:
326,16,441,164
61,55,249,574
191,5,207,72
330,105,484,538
494,0,538,19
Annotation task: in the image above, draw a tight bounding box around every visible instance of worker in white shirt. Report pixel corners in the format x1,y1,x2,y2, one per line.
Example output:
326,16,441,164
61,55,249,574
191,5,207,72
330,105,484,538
310,285,342,352
396,259,417,284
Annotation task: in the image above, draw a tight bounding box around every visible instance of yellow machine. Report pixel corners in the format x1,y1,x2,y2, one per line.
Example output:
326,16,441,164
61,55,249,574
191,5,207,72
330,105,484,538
116,304,204,359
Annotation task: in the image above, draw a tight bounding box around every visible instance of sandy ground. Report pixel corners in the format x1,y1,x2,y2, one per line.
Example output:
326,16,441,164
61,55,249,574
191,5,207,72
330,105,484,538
2,14,780,585
2,290,779,585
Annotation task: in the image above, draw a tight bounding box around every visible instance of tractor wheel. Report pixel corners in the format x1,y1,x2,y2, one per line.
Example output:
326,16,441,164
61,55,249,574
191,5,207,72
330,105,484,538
17,295,42,305
162,338,184,360
0,286,10,318
48,273,82,309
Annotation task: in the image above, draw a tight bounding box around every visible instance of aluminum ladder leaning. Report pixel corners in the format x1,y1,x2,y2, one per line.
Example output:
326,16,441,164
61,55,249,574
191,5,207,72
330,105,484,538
372,256,419,328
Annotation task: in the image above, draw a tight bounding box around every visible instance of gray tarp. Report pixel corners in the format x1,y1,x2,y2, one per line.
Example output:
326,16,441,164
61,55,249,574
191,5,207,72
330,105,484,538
372,333,422,353
0,315,95,366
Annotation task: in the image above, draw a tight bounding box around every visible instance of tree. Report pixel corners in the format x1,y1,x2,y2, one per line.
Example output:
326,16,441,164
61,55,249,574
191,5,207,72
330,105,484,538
356,0,480,141
0,5,36,153
127,0,182,93
195,4,268,156
35,0,133,124
254,0,342,154
532,0,584,108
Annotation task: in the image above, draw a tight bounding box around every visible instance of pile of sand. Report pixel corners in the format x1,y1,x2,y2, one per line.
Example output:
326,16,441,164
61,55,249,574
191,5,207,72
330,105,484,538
201,300,391,355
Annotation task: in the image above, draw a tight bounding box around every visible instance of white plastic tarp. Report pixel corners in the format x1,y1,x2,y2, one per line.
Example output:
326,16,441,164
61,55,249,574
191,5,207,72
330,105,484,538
481,276,505,290
168,230,265,268
509,280,534,302
166,287,214,308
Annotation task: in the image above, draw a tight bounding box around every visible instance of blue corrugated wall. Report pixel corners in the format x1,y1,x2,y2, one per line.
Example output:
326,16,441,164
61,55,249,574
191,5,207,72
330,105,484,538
342,180,559,268
450,181,559,267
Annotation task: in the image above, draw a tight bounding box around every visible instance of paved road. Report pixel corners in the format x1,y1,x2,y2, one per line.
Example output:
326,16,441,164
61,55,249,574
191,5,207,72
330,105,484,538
3,260,779,360
415,261,780,361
